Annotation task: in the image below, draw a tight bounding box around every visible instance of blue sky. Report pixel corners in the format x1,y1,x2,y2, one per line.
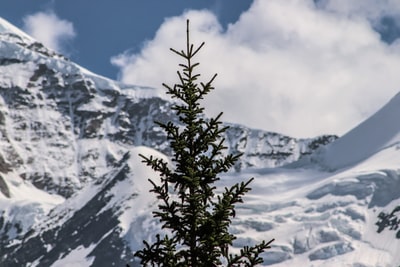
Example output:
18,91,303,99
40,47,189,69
2,0,400,138
0,0,252,79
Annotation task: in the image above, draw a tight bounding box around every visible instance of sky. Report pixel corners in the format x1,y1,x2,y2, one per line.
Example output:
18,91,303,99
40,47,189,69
2,0,400,138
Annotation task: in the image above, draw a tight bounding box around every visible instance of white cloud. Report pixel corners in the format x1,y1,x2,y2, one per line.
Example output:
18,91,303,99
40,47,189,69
111,0,400,138
23,11,76,53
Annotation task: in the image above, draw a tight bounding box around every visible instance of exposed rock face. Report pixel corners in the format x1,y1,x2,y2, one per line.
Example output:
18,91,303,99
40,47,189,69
224,125,336,170
1,154,137,267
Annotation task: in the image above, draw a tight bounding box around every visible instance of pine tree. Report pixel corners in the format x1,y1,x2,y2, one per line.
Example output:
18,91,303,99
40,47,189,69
134,20,274,266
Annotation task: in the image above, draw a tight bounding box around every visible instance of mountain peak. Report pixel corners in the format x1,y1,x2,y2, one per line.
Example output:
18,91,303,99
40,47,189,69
0,17,33,41
317,92,400,170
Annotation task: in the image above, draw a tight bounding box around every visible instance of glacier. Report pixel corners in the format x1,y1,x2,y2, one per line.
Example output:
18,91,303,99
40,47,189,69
0,16,397,267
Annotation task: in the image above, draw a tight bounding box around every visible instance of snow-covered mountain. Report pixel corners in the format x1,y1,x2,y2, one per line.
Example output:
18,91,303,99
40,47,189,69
0,16,397,266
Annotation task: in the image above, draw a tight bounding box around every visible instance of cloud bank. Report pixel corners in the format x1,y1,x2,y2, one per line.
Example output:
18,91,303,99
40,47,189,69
23,11,76,54
112,0,400,138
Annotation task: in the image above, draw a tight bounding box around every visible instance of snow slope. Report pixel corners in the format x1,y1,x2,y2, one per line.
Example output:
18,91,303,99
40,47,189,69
239,144,400,266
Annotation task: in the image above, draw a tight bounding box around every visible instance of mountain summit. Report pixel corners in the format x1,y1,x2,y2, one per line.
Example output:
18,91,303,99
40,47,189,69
316,92,400,170
0,17,33,39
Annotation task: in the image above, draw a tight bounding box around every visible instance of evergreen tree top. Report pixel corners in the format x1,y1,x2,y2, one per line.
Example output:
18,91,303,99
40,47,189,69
133,19,274,267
